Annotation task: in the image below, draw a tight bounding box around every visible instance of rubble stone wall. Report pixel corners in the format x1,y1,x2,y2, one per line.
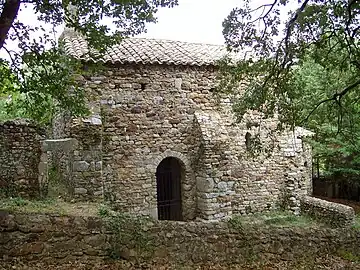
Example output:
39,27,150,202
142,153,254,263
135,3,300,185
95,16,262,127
69,123,103,201
65,63,313,220
91,64,218,219
0,120,45,198
300,196,355,227
1,211,359,265
49,110,103,202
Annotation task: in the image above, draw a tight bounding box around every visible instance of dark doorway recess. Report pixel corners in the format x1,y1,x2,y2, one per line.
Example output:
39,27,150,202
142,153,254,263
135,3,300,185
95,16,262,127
156,157,183,221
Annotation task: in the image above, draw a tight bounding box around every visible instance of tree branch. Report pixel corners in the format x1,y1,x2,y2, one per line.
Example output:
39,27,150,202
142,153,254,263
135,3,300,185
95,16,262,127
302,78,360,124
0,0,21,49
334,78,360,101
282,0,310,68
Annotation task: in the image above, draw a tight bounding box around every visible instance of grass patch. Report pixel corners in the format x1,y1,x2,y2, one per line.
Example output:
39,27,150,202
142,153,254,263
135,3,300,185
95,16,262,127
354,214,360,230
0,197,63,214
0,197,100,216
337,248,360,262
229,210,317,229
260,211,315,227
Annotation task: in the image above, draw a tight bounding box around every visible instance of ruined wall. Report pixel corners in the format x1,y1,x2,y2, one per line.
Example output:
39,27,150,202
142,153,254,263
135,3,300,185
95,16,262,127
0,117,97,201
1,211,360,265
70,122,103,201
193,109,313,219
0,120,45,198
51,107,103,201
69,63,313,220
301,196,355,227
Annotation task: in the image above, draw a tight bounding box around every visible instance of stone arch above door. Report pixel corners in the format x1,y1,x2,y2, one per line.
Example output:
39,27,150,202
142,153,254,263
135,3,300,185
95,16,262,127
150,150,191,173
149,150,196,220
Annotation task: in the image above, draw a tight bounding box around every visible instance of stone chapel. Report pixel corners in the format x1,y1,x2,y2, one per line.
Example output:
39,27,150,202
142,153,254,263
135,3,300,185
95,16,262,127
57,29,313,221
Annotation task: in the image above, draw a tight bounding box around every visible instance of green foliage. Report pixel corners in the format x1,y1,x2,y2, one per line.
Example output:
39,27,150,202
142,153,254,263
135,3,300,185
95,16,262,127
98,203,111,217
292,54,360,181
244,132,263,157
9,197,28,207
0,197,63,214
0,197,102,216
0,49,88,124
222,1,360,183
221,1,360,128
228,215,244,231
100,212,155,260
337,249,360,262
0,0,178,125
0,60,17,93
354,215,360,230
261,212,313,227
0,62,21,121
0,95,24,121
1,53,89,124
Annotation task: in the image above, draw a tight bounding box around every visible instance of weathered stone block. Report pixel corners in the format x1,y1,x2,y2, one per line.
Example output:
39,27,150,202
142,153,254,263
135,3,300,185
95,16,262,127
74,188,88,194
42,138,77,152
197,177,214,192
73,161,90,172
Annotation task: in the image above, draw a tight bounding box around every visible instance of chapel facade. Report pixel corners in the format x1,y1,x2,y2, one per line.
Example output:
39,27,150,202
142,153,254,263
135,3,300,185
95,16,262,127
56,30,313,220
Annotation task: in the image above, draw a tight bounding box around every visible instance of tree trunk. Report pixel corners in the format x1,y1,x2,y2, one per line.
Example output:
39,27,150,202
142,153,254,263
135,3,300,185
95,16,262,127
0,0,21,50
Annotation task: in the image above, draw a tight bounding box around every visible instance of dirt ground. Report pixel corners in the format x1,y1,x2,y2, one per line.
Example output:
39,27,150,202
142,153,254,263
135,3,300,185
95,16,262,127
1,255,359,270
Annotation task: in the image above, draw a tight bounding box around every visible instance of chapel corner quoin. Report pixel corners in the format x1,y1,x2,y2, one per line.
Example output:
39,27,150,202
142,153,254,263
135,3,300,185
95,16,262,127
0,33,314,221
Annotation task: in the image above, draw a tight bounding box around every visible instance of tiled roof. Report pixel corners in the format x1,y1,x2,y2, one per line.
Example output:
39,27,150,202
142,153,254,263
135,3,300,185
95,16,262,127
61,29,235,66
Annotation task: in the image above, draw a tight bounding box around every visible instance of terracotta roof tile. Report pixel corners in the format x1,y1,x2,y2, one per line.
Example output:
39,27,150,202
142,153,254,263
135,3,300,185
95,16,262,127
61,29,236,66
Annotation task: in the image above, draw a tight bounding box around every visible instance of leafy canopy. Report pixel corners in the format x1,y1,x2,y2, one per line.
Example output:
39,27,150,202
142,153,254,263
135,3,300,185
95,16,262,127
222,0,360,128
222,0,360,181
0,0,178,124
292,50,360,180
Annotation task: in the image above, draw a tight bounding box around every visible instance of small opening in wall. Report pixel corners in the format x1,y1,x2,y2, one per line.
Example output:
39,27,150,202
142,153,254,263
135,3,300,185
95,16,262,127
141,83,147,90
156,157,183,221
245,132,251,151
304,161,308,167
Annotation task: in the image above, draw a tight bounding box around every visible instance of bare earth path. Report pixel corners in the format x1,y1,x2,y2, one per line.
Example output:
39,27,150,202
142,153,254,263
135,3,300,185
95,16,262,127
1,255,360,270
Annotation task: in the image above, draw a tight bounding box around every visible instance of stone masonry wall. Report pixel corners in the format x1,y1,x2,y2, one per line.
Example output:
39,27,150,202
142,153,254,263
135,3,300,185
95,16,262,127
0,120,45,198
95,64,217,219
300,196,355,227
1,211,360,265
67,63,313,220
70,122,103,201
49,112,103,202
193,110,313,219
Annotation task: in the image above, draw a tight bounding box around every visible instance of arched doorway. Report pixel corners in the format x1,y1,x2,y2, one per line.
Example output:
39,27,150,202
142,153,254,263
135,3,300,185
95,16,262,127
156,157,183,221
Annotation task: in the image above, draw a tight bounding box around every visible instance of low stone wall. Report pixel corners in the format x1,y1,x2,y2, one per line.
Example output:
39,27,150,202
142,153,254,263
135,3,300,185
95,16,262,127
0,120,45,198
300,196,355,227
1,211,359,265
0,211,108,261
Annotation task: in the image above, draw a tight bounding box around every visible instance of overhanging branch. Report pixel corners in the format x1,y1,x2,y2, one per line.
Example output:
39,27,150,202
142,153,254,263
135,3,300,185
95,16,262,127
282,0,310,68
302,78,360,124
